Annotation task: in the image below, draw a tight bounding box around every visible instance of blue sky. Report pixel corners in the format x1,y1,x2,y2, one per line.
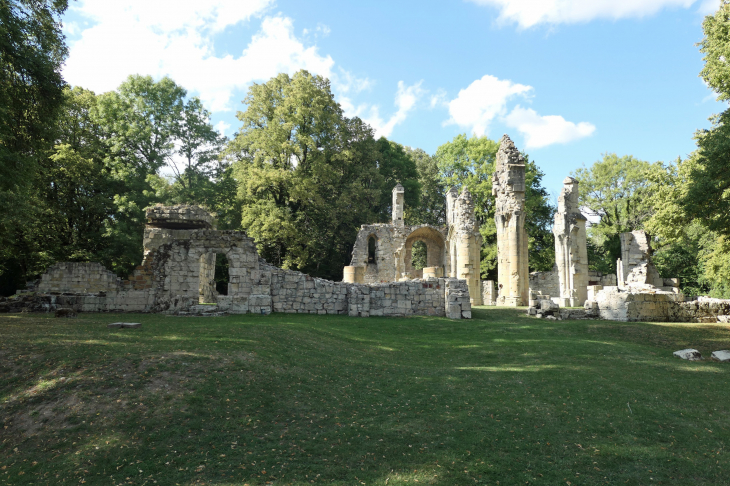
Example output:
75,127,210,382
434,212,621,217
61,0,726,195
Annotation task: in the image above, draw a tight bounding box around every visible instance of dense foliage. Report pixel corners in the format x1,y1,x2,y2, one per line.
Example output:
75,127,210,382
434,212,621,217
4,1,730,297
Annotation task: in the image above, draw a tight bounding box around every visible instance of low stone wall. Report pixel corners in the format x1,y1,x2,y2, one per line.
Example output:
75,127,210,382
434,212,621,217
38,263,123,294
594,287,730,322
529,270,559,298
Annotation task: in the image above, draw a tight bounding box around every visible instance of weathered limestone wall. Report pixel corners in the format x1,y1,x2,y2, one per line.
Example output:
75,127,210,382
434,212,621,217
481,280,496,306
528,269,560,299
23,206,472,319
617,231,664,288
349,184,481,304
38,263,123,294
553,177,589,307
594,287,730,322
493,135,528,306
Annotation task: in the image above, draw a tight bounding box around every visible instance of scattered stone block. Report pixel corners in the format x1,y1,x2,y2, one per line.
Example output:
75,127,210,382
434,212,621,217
673,349,702,361
108,322,141,329
718,315,730,323
711,350,730,362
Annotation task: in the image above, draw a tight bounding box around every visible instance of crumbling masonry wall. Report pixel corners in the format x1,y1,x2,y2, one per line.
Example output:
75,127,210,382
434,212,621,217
18,205,472,319
346,184,481,305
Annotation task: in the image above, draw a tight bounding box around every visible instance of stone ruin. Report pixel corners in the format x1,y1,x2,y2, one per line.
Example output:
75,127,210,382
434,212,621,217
552,177,588,307
529,227,730,323
4,205,472,319
344,183,483,306
493,135,529,306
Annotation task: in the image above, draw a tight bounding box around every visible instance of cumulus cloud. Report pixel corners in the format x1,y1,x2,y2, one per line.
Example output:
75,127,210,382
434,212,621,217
363,81,426,138
503,105,595,148
466,0,701,28
63,0,334,111
445,74,532,136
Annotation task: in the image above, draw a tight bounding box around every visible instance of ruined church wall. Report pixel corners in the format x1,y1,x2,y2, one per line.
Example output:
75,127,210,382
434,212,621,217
528,270,560,298
38,262,123,294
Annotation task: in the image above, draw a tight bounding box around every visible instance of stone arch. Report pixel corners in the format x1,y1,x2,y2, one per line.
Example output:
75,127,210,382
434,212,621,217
404,227,445,277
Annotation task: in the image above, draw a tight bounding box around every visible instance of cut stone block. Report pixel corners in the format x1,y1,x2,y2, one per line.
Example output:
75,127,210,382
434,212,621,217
711,350,730,362
673,349,702,361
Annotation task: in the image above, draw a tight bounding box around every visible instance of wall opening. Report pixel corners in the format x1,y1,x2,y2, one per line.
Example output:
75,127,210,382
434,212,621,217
368,236,377,264
215,253,229,295
199,252,230,303
411,240,427,270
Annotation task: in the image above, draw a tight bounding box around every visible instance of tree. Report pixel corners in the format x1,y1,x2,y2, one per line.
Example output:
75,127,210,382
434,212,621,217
433,134,555,280
226,71,385,280
373,138,420,220
0,0,68,294
404,147,445,226
92,75,223,275
572,153,657,273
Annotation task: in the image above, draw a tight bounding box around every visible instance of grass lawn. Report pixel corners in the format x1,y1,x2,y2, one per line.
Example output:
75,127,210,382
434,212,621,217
2,308,730,485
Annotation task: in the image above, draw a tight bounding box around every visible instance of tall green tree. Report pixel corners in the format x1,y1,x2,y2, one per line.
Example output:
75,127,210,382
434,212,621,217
434,134,555,280
92,75,223,275
572,153,657,273
404,147,445,226
0,0,68,294
374,138,420,219
226,70,385,279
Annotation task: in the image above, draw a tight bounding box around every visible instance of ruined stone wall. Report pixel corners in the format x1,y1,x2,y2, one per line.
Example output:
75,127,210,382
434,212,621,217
594,287,730,322
493,135,528,306
481,280,496,306
38,263,123,294
618,231,664,287
528,270,560,299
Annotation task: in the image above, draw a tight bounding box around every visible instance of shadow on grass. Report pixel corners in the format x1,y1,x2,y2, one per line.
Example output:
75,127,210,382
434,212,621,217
1,308,729,485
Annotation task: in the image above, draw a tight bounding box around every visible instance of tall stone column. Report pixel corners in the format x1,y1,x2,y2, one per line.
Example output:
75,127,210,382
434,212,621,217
453,188,483,305
392,183,404,227
553,177,588,307
493,135,528,306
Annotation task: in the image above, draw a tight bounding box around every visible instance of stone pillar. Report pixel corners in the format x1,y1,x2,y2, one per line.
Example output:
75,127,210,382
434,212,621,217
343,266,364,283
482,280,496,305
392,183,405,227
553,177,588,307
453,188,483,305
618,230,664,287
493,135,528,306
423,267,442,279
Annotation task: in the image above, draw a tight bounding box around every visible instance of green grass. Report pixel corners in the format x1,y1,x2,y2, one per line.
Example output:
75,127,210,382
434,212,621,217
1,308,730,485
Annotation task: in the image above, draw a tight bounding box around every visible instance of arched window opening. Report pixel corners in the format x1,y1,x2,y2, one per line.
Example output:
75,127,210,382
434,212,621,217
368,236,377,263
412,241,428,270
215,253,229,295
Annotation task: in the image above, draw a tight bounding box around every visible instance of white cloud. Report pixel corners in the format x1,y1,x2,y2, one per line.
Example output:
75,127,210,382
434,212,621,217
429,89,448,108
445,75,532,136
63,1,334,112
332,69,373,95
503,105,595,148
698,0,721,15
467,0,701,28
362,81,426,138
215,121,231,137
